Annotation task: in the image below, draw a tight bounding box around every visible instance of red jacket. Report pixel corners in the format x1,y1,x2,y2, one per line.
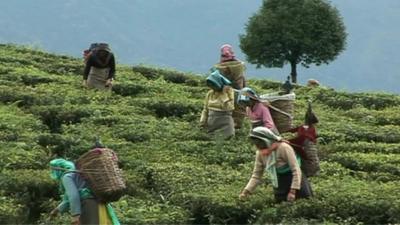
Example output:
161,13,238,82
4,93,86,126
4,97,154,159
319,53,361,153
288,125,318,160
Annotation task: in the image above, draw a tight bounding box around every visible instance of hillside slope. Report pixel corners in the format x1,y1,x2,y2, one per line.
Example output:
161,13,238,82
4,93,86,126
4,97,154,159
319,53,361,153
1,0,400,93
0,44,400,224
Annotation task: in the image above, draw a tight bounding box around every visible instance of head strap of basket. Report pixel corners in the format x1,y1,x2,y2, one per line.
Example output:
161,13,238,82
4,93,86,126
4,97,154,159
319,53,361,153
305,101,319,125
49,158,76,180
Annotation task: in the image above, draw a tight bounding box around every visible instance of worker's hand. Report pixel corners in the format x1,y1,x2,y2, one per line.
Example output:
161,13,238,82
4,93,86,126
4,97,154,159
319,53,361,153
200,123,207,129
71,215,80,225
82,80,88,87
263,100,270,106
287,189,296,202
105,79,113,87
239,189,251,201
49,208,58,218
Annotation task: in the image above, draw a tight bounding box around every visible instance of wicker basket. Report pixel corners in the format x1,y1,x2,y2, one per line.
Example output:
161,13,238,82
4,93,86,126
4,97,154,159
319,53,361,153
260,93,295,133
301,140,320,177
214,61,245,81
76,148,126,203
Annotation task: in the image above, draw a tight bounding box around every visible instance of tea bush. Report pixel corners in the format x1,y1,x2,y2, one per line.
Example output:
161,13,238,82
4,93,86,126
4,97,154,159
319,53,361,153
318,122,400,143
30,105,93,133
132,65,201,86
144,161,273,224
0,196,25,224
314,88,400,110
257,177,400,224
20,74,56,86
343,106,400,126
0,142,47,169
112,82,149,97
0,105,47,141
0,85,66,107
169,139,255,166
327,141,400,154
249,79,284,91
115,196,190,225
0,169,57,222
146,100,201,118
1,44,400,224
327,152,400,176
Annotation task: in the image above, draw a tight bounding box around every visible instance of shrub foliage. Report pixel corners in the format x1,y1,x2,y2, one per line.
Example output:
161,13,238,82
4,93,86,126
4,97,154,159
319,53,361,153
0,44,399,224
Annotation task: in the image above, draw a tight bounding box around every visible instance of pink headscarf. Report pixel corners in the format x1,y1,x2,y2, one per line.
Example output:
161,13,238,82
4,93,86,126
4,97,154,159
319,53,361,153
220,44,236,63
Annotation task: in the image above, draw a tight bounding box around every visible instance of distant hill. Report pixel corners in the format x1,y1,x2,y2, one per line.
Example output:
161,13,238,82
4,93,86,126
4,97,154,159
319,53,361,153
0,0,399,93
1,44,400,224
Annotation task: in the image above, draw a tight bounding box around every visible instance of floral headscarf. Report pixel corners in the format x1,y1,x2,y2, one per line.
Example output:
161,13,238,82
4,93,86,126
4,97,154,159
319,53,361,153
220,44,236,63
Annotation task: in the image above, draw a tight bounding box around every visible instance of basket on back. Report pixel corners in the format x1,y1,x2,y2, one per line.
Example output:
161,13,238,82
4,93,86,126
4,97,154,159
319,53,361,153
214,61,245,89
260,93,296,133
301,140,320,177
76,148,126,203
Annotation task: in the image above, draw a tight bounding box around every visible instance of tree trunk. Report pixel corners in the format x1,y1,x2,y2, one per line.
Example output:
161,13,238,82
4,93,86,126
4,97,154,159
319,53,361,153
290,61,297,83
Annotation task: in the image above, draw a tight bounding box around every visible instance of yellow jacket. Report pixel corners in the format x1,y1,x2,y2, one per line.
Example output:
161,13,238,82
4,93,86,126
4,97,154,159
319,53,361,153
200,88,234,125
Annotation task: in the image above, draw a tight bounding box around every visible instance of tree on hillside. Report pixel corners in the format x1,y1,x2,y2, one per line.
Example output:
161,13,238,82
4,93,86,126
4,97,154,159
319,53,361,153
240,0,347,83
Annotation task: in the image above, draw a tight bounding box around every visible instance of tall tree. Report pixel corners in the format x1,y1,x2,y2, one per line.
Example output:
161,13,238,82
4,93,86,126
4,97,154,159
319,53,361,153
240,0,347,83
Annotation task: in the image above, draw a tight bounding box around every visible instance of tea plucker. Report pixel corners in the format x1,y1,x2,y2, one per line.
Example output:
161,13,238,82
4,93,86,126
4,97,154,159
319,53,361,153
49,158,120,225
239,127,313,202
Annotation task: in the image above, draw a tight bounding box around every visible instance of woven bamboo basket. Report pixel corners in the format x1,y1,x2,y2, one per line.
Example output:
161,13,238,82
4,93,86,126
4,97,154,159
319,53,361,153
260,93,295,133
214,61,245,81
301,140,320,177
76,148,126,203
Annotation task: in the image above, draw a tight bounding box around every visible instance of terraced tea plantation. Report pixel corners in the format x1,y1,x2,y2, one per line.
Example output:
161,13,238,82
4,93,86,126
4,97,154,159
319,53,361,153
0,44,399,224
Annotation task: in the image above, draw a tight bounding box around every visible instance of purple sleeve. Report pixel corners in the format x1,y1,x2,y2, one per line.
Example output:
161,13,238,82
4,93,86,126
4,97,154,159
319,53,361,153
261,105,275,129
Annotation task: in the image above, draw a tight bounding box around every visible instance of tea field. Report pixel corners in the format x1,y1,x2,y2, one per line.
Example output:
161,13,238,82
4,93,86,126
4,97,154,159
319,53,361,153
0,44,400,224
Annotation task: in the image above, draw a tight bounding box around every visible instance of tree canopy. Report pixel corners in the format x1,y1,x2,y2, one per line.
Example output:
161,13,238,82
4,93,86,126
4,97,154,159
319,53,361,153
240,0,347,83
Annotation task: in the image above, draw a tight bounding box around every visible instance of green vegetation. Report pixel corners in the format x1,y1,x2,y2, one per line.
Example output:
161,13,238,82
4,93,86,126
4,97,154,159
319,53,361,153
240,0,347,83
0,44,399,224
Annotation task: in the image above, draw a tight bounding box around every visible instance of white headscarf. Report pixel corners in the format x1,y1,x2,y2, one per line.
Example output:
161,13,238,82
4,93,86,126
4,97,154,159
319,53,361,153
249,127,283,188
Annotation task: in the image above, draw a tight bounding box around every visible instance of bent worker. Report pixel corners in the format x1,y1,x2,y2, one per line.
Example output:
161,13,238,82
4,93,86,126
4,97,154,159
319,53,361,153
200,69,235,139
83,43,116,91
49,158,120,225
239,127,313,203
239,87,278,133
214,44,246,129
